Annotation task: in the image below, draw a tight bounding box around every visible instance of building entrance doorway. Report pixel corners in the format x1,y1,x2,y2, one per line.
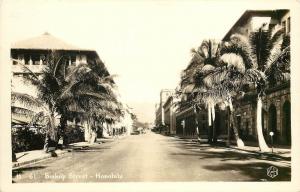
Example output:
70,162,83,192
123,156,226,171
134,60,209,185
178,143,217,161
282,101,291,145
268,104,277,143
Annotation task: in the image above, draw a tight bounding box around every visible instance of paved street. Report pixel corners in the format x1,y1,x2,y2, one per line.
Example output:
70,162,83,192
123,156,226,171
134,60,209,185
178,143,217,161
12,132,291,183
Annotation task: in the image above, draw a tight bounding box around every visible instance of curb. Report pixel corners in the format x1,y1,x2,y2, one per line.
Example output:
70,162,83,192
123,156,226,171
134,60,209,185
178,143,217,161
11,137,126,169
227,146,291,159
12,150,70,169
177,137,291,160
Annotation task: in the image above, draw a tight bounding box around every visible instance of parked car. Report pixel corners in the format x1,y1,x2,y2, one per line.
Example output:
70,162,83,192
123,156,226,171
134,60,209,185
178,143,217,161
131,130,140,135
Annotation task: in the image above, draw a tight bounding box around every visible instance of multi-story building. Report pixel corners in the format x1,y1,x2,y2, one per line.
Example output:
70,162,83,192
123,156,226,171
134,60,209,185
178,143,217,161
11,32,107,96
163,95,179,135
174,9,290,145
222,9,290,146
223,10,290,41
155,103,162,127
11,32,113,140
154,89,174,127
175,100,228,139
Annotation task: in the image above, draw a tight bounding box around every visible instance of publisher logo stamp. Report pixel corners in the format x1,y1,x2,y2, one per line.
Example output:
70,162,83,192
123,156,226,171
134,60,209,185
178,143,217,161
267,166,278,178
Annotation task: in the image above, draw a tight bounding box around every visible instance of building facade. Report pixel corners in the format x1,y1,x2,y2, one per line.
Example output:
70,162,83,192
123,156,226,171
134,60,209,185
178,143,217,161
155,89,174,127
163,95,178,135
175,102,228,140
223,10,290,41
11,33,117,140
11,32,105,96
223,9,291,146
173,9,291,145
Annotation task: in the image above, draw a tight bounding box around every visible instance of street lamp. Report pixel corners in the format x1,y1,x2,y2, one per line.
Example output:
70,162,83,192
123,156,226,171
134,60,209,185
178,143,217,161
269,131,274,153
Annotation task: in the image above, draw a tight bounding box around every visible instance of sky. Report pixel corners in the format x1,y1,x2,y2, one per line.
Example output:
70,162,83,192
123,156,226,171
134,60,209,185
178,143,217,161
1,0,248,123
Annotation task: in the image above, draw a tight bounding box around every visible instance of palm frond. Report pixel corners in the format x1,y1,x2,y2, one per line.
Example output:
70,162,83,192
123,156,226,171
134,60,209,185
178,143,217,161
220,53,245,74
11,92,44,109
11,59,40,81
270,28,284,48
249,27,273,70
222,34,255,69
30,111,49,126
281,34,290,51
265,46,290,86
11,106,36,118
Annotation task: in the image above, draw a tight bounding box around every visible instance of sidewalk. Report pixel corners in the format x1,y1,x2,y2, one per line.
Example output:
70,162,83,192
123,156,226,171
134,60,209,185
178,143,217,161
13,149,69,168
12,137,125,169
228,144,291,159
175,136,291,160
223,139,291,159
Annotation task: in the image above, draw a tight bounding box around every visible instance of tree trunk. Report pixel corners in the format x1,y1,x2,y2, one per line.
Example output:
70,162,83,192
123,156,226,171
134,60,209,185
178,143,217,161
230,111,245,148
59,115,68,146
194,107,201,143
12,150,17,162
89,129,97,144
84,119,90,141
226,107,231,146
49,113,57,141
207,104,216,143
211,105,216,143
89,119,97,144
207,105,212,143
229,99,244,148
44,113,57,152
256,97,270,152
86,118,94,143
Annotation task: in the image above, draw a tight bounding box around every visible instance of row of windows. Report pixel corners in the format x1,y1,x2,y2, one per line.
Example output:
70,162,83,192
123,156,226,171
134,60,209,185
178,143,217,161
14,73,42,78
12,54,86,65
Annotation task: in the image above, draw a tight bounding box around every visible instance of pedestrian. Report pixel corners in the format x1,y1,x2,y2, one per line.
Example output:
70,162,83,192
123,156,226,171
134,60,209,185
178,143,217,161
113,128,115,138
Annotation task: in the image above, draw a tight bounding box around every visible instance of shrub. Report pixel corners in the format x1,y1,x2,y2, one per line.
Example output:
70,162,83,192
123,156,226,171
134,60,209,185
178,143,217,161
12,128,45,153
64,125,85,144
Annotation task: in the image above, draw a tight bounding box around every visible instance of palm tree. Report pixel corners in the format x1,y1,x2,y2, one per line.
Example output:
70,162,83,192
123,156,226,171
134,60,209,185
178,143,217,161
196,56,250,148
179,39,226,143
12,51,122,149
221,25,290,152
60,58,123,143
11,92,52,127
11,91,57,153
179,39,247,147
11,92,47,159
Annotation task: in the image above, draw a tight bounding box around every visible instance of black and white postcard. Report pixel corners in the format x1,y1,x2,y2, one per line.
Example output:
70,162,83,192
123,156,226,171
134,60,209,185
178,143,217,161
0,0,300,192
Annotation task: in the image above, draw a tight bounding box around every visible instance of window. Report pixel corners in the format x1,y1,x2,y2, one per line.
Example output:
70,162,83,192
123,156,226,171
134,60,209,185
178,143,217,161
24,55,30,65
40,54,46,65
71,55,76,65
15,54,24,65
80,55,87,63
287,17,291,33
32,54,40,65
282,20,286,34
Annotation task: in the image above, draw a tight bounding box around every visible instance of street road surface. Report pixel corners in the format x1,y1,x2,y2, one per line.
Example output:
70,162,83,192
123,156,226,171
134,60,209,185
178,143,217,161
13,132,290,182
